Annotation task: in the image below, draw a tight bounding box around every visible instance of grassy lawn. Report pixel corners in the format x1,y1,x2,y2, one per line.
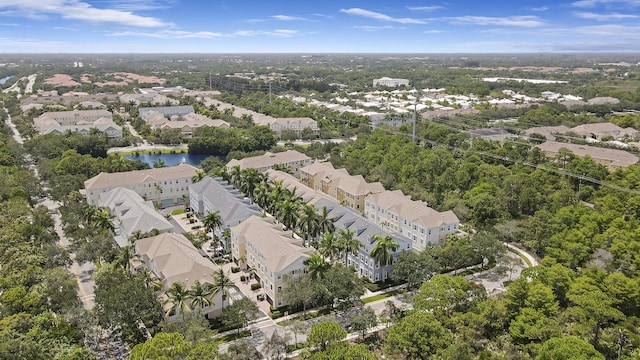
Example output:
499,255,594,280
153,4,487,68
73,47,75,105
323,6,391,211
276,308,332,326
218,330,250,342
170,209,185,216
508,248,532,267
362,289,402,304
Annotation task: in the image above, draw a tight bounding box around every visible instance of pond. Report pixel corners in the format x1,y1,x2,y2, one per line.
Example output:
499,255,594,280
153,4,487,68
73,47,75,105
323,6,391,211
0,75,14,85
123,152,215,167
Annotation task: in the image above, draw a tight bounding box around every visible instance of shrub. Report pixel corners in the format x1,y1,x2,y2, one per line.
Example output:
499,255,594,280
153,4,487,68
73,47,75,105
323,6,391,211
231,267,241,273
251,283,261,291
270,311,282,319
240,275,246,282
191,225,201,230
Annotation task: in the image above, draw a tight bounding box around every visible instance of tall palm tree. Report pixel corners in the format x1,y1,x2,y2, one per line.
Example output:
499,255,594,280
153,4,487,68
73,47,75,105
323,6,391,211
304,252,331,280
191,170,206,183
93,208,115,233
116,245,143,272
317,206,335,235
163,282,192,319
137,268,161,292
278,200,298,232
190,280,214,310
370,234,400,268
338,228,361,266
298,205,320,245
254,181,272,210
209,269,234,311
319,233,340,262
202,210,223,244
229,165,242,188
239,168,264,202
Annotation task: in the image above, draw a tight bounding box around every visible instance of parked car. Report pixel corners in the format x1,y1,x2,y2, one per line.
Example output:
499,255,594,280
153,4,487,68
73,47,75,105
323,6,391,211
256,294,265,301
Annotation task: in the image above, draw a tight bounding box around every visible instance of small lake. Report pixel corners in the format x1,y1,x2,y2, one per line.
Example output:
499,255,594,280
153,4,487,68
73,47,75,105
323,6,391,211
123,152,214,167
0,75,14,85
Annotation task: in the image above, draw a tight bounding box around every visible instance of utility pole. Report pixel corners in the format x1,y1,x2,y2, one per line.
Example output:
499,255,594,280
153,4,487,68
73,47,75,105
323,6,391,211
412,100,417,143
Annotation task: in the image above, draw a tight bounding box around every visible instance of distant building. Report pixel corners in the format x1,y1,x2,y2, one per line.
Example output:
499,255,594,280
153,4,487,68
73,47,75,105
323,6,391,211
139,105,195,118
373,77,410,87
84,163,198,207
269,117,319,137
524,126,572,141
570,123,638,141
226,150,312,176
537,141,639,171
467,128,516,143
33,109,122,139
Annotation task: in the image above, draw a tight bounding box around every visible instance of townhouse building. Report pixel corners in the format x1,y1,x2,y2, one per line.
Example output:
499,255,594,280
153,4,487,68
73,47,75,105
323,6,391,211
373,77,410,87
299,162,385,211
365,190,460,251
230,216,313,307
226,150,312,177
98,187,174,248
269,117,319,138
189,177,262,251
537,141,639,171
267,169,412,282
84,163,198,207
135,233,224,318
33,109,122,139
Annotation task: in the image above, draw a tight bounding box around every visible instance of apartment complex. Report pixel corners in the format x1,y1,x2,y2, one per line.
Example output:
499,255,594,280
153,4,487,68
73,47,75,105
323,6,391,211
135,233,224,318
269,117,319,137
299,162,385,211
537,141,639,171
365,190,460,251
84,163,198,207
267,169,412,282
226,150,312,176
33,109,122,139
98,187,173,248
189,176,262,251
230,216,312,307
373,77,410,87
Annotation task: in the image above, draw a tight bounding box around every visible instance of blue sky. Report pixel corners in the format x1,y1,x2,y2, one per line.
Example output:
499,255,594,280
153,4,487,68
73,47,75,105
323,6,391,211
1,0,639,53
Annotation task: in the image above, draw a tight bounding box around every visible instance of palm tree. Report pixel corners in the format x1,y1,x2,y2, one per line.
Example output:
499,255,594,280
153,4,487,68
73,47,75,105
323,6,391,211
137,268,161,292
229,165,242,188
304,252,331,280
190,280,214,310
278,200,298,232
191,170,206,183
338,228,361,266
239,168,264,202
202,210,223,243
116,245,143,272
370,234,400,268
317,206,335,235
298,205,320,245
319,233,340,262
209,269,234,311
254,181,272,210
163,282,192,319
93,208,115,233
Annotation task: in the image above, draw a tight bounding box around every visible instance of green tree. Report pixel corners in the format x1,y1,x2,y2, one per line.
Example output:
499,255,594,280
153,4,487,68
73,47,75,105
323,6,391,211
209,268,234,311
537,336,604,360
305,252,331,280
190,280,214,310
164,282,192,319
219,298,259,334
202,210,223,244
349,307,378,339
128,332,191,360
370,234,399,268
337,228,360,266
385,311,452,359
308,321,347,352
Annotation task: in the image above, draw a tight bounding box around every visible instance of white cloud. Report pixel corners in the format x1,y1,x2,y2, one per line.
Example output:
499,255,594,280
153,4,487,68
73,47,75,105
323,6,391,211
353,25,401,31
530,6,549,11
423,29,442,33
407,5,443,12
271,15,307,21
572,0,640,7
574,11,638,19
94,0,177,11
0,0,170,27
53,26,79,31
110,30,224,38
340,8,426,24
446,16,545,27
573,23,640,36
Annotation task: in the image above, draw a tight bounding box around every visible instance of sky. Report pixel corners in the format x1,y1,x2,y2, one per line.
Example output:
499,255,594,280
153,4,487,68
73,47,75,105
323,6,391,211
0,0,639,53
